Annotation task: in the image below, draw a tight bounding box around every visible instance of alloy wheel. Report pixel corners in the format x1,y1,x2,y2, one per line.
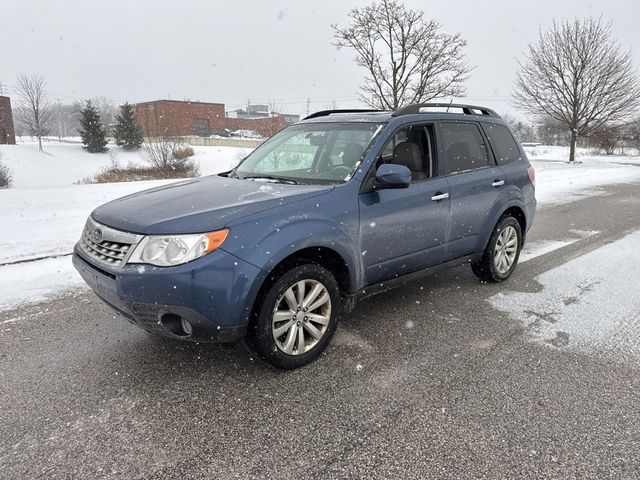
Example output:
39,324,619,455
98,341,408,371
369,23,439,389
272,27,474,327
272,279,332,355
494,225,518,274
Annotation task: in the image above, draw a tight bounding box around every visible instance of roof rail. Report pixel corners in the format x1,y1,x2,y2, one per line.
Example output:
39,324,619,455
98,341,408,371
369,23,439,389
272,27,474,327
303,109,387,120
392,103,501,119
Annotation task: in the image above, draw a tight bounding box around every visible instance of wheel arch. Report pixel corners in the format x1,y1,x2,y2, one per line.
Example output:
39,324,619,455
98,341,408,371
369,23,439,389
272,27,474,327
479,202,528,254
244,246,354,330
502,205,527,239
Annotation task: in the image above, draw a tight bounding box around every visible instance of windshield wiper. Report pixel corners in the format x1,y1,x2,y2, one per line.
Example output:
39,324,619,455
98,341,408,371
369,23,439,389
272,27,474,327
241,175,299,185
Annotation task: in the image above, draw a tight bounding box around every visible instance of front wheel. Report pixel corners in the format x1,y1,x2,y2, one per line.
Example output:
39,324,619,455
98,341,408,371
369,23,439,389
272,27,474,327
471,216,522,283
246,264,341,369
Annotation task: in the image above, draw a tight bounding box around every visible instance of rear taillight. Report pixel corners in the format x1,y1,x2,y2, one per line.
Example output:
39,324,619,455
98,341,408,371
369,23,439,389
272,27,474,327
527,166,536,187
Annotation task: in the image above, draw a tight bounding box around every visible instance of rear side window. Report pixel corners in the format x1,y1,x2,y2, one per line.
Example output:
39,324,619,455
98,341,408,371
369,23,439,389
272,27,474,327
439,122,490,174
484,124,522,165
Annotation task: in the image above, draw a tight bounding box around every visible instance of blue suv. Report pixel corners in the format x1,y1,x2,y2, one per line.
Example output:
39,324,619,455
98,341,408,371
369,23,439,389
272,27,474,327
73,103,536,369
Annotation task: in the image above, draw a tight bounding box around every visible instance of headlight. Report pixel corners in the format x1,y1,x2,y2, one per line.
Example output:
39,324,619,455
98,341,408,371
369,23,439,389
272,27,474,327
128,229,229,267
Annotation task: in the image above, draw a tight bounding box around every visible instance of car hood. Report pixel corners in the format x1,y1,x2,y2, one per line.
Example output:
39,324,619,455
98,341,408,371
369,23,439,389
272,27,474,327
92,175,333,235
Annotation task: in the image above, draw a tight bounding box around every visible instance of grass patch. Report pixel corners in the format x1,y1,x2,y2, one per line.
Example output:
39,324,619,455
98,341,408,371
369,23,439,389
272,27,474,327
79,161,199,184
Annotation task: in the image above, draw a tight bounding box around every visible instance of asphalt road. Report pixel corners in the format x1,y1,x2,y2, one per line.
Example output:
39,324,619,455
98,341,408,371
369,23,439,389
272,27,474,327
1,183,640,480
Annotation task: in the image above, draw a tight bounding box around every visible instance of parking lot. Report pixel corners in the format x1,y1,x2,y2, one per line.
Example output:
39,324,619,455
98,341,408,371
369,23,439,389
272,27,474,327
1,182,639,479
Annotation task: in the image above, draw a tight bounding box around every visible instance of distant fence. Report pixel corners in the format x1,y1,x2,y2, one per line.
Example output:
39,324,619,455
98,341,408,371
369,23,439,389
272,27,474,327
181,136,263,148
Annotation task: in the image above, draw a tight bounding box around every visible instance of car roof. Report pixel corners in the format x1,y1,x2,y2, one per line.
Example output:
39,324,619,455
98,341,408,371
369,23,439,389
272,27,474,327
296,103,507,127
298,111,508,127
300,112,393,123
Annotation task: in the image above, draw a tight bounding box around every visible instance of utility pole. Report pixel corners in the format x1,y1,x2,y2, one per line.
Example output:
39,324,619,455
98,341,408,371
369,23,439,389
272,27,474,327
306,97,311,116
0,81,4,96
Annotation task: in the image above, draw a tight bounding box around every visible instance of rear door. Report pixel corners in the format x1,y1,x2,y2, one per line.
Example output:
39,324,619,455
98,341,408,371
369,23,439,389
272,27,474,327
359,123,450,285
481,122,535,205
437,121,507,260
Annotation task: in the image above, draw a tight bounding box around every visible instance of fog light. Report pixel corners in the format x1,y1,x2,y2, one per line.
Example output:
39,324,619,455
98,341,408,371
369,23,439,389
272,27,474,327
181,318,193,336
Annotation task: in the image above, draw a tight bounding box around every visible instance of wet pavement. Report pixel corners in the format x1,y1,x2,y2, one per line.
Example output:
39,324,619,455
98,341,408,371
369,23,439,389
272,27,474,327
1,183,640,479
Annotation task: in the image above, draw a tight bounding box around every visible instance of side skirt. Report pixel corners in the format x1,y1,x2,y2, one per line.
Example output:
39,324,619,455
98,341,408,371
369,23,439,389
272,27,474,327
344,253,483,311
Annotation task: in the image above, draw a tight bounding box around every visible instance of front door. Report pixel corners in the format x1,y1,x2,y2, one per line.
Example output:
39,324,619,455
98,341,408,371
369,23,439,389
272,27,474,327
359,124,450,285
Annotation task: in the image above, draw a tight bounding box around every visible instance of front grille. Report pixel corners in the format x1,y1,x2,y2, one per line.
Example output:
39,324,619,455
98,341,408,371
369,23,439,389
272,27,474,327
78,217,143,270
80,228,131,266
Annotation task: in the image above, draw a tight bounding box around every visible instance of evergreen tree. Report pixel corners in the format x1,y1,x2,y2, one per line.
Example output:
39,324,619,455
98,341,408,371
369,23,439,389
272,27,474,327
78,100,107,153
113,102,144,150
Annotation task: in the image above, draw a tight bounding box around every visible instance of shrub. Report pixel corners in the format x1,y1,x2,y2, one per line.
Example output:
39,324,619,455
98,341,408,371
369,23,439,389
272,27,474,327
172,145,195,160
0,162,13,189
0,151,12,188
590,124,623,155
142,136,197,174
83,161,199,184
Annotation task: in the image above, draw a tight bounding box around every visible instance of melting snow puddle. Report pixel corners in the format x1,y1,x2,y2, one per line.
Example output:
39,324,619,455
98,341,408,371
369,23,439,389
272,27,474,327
490,230,640,361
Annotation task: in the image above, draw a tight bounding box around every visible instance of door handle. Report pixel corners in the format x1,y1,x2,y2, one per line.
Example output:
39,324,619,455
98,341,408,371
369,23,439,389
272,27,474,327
431,192,449,201
492,180,505,187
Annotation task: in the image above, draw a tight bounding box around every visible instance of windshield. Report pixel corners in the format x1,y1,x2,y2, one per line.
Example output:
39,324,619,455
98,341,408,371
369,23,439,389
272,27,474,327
233,122,383,184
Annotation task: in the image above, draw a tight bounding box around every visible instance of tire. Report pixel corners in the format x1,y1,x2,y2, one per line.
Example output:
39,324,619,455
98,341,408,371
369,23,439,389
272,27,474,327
471,215,522,283
246,264,342,369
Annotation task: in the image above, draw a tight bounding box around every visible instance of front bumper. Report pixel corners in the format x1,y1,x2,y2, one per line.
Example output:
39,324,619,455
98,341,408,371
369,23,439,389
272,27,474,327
73,245,264,343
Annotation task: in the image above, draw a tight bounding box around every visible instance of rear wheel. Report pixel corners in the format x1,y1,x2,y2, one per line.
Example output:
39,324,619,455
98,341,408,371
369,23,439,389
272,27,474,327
246,264,341,369
471,216,522,283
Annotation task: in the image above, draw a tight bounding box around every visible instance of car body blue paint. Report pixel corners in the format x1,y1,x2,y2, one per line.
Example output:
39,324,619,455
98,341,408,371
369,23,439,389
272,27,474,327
92,174,333,234
223,183,362,291
73,110,536,342
359,175,451,284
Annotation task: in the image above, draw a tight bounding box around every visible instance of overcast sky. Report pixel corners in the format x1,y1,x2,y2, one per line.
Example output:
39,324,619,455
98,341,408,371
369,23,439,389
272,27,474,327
1,0,638,117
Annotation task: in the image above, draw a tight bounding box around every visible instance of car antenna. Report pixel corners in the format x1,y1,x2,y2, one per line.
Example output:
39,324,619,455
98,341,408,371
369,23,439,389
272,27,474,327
445,99,453,112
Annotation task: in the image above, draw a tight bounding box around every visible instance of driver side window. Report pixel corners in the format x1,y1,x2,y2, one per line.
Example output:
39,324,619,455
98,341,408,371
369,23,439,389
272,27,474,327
378,124,434,182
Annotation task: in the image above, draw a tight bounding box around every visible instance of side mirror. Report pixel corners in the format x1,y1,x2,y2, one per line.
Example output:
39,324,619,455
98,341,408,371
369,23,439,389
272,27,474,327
375,163,411,189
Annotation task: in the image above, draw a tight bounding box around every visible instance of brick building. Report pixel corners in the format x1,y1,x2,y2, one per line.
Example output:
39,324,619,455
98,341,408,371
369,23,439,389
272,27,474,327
133,100,286,138
0,96,16,145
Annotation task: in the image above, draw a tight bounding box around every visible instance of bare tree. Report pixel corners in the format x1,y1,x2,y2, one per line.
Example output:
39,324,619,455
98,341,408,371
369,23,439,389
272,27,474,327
502,114,537,144
92,96,117,126
514,18,640,163
332,0,471,110
590,124,623,155
625,118,640,156
533,116,571,147
15,73,53,152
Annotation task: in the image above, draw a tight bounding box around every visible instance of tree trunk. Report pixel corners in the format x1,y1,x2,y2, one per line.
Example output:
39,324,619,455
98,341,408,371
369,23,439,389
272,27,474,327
38,135,43,152
569,130,577,163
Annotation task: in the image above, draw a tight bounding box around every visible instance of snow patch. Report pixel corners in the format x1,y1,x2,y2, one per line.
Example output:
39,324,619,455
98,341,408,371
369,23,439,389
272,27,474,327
0,256,87,311
520,240,578,263
490,230,640,361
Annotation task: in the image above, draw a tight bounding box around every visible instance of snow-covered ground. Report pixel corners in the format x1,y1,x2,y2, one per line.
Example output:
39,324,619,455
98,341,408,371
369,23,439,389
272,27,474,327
490,230,640,363
0,141,248,310
527,146,640,205
0,142,639,311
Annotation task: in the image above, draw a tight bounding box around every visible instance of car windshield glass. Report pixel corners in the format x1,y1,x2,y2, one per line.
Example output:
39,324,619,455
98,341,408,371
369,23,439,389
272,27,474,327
233,122,383,184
